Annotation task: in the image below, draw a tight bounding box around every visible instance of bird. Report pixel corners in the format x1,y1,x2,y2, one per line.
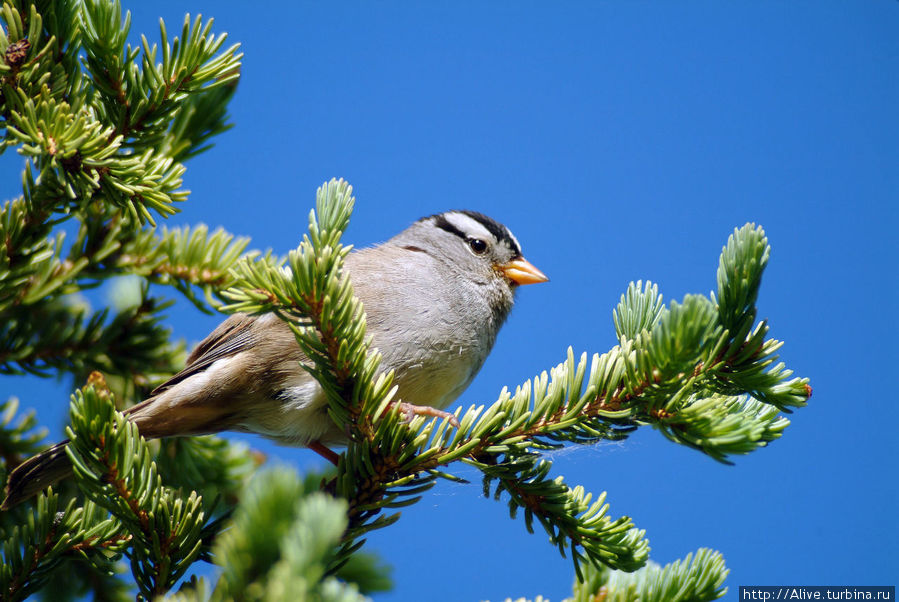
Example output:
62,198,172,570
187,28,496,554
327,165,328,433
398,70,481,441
2,210,547,509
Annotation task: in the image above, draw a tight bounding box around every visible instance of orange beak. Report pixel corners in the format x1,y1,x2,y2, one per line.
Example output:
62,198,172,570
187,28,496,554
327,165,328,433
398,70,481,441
500,258,549,285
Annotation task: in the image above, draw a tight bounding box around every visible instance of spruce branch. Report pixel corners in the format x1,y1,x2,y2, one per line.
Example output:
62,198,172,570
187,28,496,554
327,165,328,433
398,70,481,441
0,193,71,314
569,548,729,602
1,194,250,319
0,3,258,597
65,374,212,598
0,492,124,602
0,397,46,470
80,0,242,153
111,224,253,312
1,0,242,226
500,548,729,601
614,280,665,342
208,468,368,602
160,82,237,163
0,0,245,359
0,0,84,145
154,435,261,509
481,458,648,577
0,289,181,380
0,0,248,384
33,553,133,602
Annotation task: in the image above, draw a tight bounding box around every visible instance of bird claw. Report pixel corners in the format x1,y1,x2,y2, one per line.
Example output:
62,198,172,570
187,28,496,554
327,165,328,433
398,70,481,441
307,440,340,465
394,402,460,428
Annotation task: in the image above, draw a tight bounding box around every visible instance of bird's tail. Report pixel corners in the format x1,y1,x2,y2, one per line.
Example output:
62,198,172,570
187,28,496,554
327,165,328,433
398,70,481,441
2,441,72,511
1,392,232,509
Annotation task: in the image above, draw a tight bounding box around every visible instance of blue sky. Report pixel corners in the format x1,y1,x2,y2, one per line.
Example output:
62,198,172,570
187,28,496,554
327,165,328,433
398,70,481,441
2,2,897,599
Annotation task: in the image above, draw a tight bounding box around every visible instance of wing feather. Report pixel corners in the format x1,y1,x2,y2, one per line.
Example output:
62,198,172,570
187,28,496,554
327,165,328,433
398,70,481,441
149,313,258,397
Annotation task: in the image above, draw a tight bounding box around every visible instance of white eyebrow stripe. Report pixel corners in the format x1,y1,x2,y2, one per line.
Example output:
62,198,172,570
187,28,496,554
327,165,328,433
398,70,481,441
505,230,521,255
442,212,496,241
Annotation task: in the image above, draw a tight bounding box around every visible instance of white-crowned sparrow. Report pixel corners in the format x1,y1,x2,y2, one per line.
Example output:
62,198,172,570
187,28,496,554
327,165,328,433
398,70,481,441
2,210,547,508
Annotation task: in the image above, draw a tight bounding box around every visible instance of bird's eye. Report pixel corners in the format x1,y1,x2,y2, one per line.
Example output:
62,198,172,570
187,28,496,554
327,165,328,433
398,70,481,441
467,237,488,255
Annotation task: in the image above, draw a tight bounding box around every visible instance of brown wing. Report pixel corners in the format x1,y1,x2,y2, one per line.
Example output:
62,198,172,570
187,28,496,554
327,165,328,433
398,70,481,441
124,313,260,435
148,313,258,397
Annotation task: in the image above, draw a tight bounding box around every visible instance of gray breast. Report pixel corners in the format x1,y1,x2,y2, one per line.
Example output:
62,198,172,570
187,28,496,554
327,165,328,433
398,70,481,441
346,247,498,409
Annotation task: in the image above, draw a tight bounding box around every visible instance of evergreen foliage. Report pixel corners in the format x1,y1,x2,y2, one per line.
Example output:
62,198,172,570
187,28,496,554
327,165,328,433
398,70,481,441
0,1,811,599
568,548,729,602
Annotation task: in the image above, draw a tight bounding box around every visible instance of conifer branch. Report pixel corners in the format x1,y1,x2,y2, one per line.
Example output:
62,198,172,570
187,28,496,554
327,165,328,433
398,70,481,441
0,2,265,597
568,548,729,602
80,1,242,153
0,492,124,602
111,224,253,311
1,0,242,227
0,0,249,383
65,374,213,598
0,398,46,470
205,468,374,602
0,291,180,378
155,436,262,508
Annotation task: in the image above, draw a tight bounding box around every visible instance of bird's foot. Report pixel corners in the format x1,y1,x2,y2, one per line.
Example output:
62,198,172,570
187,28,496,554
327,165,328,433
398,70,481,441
393,402,460,428
307,440,340,465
